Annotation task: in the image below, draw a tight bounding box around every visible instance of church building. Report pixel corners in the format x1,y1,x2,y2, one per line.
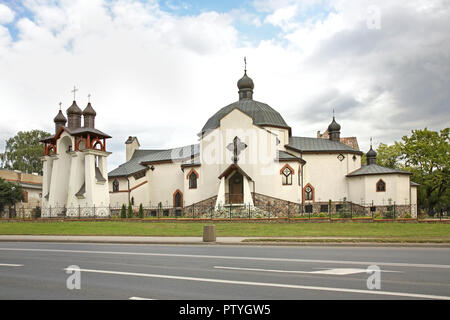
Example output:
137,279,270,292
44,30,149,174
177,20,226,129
108,68,418,217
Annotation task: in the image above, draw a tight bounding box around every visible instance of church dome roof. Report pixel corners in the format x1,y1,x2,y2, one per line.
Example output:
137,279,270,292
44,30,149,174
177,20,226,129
366,146,377,158
67,101,82,115
53,110,67,123
200,99,290,135
237,72,254,90
82,102,96,116
328,116,341,132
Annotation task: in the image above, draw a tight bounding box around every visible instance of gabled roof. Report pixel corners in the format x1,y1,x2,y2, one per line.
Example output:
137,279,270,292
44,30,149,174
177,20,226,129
200,99,290,136
346,164,412,177
108,144,200,178
287,136,363,155
218,163,252,181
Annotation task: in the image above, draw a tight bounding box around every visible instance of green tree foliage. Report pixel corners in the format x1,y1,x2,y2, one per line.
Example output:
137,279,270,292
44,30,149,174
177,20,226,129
127,202,133,218
376,143,403,169
400,128,449,213
138,203,144,218
376,128,449,213
0,130,51,175
120,204,126,218
0,178,24,214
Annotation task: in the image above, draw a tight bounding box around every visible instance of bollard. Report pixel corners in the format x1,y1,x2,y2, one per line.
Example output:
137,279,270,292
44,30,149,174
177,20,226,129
203,225,216,242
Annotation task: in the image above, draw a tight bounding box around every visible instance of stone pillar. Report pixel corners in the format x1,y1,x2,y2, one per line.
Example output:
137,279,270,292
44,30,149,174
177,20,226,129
203,225,216,242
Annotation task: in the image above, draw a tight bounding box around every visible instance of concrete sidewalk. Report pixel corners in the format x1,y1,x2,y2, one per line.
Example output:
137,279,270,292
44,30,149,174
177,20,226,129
0,235,449,247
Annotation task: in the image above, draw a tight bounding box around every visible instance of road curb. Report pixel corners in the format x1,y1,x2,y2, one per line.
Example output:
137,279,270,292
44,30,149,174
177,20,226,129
0,237,449,248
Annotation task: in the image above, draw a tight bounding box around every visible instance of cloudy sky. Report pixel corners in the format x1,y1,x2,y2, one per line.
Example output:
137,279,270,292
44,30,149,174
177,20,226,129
0,0,449,170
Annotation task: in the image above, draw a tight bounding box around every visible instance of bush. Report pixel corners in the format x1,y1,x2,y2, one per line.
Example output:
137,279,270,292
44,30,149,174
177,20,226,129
127,203,133,218
404,213,412,219
120,204,126,218
33,206,41,219
138,204,144,218
318,213,327,218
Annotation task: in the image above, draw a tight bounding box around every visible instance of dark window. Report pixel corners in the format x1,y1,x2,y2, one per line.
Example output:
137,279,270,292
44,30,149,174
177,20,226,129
151,210,157,217
23,191,28,203
282,166,292,185
174,192,182,207
163,210,169,217
175,209,182,217
305,185,313,201
131,197,134,206
320,204,328,213
113,179,119,192
305,205,313,213
189,171,197,189
336,204,343,212
370,206,376,212
376,179,386,192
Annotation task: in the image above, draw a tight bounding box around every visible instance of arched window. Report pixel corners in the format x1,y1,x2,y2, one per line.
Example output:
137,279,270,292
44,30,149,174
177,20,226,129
280,164,294,185
113,179,119,192
173,190,183,208
131,197,135,205
304,184,314,201
189,171,197,189
376,179,386,192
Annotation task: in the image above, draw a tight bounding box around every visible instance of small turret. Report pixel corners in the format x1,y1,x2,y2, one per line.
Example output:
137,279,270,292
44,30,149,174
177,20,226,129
328,116,341,142
53,105,67,133
83,102,96,128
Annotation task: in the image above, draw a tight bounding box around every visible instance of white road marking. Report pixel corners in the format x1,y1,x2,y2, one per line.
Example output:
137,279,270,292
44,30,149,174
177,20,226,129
64,267,450,300
0,263,23,267
1,247,449,269
129,297,155,300
214,266,402,275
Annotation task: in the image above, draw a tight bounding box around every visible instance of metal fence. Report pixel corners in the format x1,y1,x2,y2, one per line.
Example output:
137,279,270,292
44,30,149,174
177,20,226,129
1,202,448,220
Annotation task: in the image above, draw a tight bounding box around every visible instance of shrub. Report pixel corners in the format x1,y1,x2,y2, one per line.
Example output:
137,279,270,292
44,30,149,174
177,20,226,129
318,213,327,218
120,204,126,218
127,203,133,218
404,213,412,219
138,204,144,218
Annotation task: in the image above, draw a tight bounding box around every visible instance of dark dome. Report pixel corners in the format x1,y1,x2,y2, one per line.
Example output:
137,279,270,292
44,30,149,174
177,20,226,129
82,102,96,116
237,72,254,90
366,146,377,158
67,101,82,115
200,99,290,135
53,110,67,123
328,116,341,132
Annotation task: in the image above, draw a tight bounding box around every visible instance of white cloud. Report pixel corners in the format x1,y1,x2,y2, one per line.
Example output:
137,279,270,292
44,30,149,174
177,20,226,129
0,0,448,170
0,3,15,24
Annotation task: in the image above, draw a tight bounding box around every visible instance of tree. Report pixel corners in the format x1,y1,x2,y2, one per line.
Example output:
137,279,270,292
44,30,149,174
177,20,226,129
376,143,403,169
0,178,24,217
138,204,144,218
400,128,449,214
0,130,51,175
127,202,133,218
120,204,126,218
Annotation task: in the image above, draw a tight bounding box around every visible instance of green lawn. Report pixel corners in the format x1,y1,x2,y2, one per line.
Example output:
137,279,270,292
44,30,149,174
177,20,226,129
0,221,449,239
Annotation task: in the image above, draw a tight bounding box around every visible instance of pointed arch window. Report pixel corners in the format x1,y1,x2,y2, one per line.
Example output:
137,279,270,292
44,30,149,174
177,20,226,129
376,179,386,192
113,179,119,192
304,184,315,201
189,171,197,189
173,190,183,208
280,164,294,185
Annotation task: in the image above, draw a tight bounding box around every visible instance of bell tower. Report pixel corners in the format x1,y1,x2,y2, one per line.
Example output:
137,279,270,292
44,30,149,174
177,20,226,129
41,90,112,217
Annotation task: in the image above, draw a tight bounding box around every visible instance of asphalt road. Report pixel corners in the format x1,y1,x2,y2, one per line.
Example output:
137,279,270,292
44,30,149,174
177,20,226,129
0,242,449,300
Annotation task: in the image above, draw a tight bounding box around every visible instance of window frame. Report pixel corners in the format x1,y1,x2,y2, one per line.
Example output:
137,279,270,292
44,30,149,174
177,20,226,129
376,179,386,192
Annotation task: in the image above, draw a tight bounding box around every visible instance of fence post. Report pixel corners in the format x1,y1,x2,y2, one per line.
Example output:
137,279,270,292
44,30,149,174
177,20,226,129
229,204,232,220
93,204,96,219
393,202,396,219
350,202,353,219
49,205,52,219
248,204,251,219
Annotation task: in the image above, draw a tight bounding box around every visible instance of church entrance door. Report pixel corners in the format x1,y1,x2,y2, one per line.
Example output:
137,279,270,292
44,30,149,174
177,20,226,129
229,172,244,204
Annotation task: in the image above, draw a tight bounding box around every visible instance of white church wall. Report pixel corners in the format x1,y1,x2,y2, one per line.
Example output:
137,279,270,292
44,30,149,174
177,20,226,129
48,134,73,208
347,176,366,205
363,174,410,206
147,162,184,206
66,151,85,207
301,153,352,202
